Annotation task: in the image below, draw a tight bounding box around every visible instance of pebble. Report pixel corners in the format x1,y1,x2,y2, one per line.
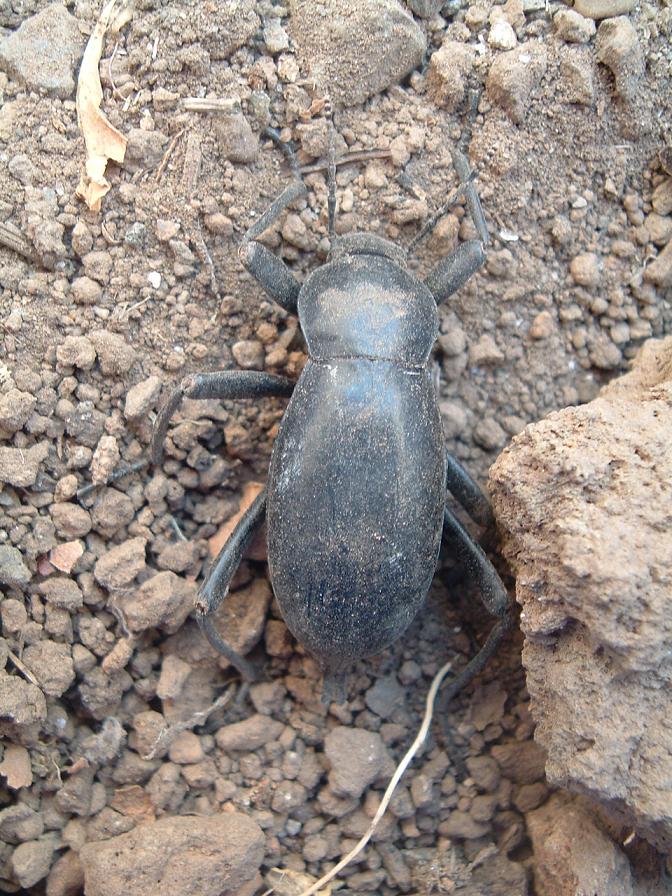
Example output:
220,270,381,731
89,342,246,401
0,544,31,587
0,442,49,487
324,726,392,799
466,755,501,792
364,674,406,719
0,4,84,98
486,44,548,124
553,8,596,43
45,850,84,896
0,804,44,843
92,435,120,485
0,388,36,434
124,128,169,173
427,41,476,112
156,654,192,700
439,809,490,839
91,490,135,538
643,240,672,288
80,813,264,896
65,402,106,448
11,837,55,889
529,311,555,340
232,340,265,369
214,111,258,164
651,178,672,216
124,376,162,421
263,19,290,54
0,675,47,733
23,640,75,698
469,334,504,366
560,53,595,106
587,331,622,369
119,571,196,634
489,21,517,49
595,16,643,103
288,0,426,106
71,276,103,306
51,502,92,539
90,331,137,377
147,271,162,289
82,251,113,284
474,417,507,451
573,0,636,18
491,740,547,784
56,335,97,371
215,714,284,752
569,252,600,288
94,537,147,590
39,577,84,610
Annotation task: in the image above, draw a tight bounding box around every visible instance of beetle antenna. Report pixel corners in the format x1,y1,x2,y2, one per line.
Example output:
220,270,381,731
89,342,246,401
326,100,337,240
406,170,476,254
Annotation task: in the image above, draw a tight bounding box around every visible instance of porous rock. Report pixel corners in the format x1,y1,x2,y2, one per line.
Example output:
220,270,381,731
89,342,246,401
215,713,284,752
94,537,147,590
0,441,49,487
0,673,47,740
427,40,476,112
80,812,264,896
0,544,31,587
119,571,196,635
486,43,548,124
489,336,672,851
595,16,643,103
324,726,392,799
287,0,426,106
0,4,84,98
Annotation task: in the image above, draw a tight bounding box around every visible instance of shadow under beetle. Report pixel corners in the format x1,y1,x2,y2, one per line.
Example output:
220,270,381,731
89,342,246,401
152,128,514,704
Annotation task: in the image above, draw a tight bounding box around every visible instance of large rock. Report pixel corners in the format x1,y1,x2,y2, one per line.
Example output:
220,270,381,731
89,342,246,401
0,4,84,98
80,812,264,896
288,0,425,106
489,337,672,852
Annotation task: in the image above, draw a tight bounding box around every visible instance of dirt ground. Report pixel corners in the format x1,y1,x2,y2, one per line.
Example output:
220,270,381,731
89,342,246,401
0,0,670,893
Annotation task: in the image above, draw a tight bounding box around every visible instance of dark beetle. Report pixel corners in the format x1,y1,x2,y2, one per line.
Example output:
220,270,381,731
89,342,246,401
152,130,513,703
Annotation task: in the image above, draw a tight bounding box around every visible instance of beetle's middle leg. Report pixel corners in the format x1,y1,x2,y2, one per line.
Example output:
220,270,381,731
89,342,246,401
438,506,515,710
424,150,489,305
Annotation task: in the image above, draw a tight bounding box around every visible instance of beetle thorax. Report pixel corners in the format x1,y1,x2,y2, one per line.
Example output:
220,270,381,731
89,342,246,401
298,254,438,365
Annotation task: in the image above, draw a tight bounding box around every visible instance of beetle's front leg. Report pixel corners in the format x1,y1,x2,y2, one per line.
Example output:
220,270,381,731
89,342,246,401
438,507,515,710
239,129,308,314
424,149,489,305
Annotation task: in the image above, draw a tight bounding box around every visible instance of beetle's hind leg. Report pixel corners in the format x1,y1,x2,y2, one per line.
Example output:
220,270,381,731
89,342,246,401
445,451,495,531
238,128,308,314
439,507,515,711
196,489,268,681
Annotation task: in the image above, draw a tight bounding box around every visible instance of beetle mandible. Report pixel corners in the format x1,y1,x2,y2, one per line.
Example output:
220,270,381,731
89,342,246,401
152,127,514,704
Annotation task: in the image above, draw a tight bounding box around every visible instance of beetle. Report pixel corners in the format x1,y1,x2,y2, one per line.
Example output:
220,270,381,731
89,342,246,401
151,128,513,703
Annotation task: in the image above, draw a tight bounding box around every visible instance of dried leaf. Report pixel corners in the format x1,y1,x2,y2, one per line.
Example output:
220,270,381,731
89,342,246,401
266,869,332,896
49,540,84,573
75,0,132,211
208,481,265,559
0,744,33,789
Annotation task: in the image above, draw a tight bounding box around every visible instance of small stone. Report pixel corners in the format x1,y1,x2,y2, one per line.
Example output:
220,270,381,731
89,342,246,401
427,41,476,112
365,675,405,719
91,490,135,538
215,714,284,752
8,153,36,186
51,502,92,539
595,16,643,103
560,52,595,106
23,641,75,698
11,838,54,888
120,572,196,634
0,804,44,843
264,619,294,657
324,726,392,799
1,599,27,633
147,271,162,289
214,112,258,164
513,781,548,812
491,740,547,784
573,0,636,19
0,388,36,434
168,731,203,765
469,334,504,366
0,745,32,790
466,755,501,792
232,340,265,369
0,544,31,587
90,330,137,377
157,540,198,574
287,0,426,107
124,128,169,172
474,417,507,451
0,674,47,736
39,577,84,610
80,813,264,896
56,336,97,370
440,810,490,839
406,0,443,15
94,537,147,590
155,219,180,242
553,8,596,43
91,435,120,485
0,4,84,98
588,332,622,370
71,220,94,256
569,251,600,287
71,276,103,305
264,19,290,53
486,44,548,124
489,21,517,49
45,849,84,896
124,376,162,421
203,213,234,236
643,240,672,288
440,401,468,439
652,179,672,216
529,311,555,340
156,654,192,700
82,250,113,284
